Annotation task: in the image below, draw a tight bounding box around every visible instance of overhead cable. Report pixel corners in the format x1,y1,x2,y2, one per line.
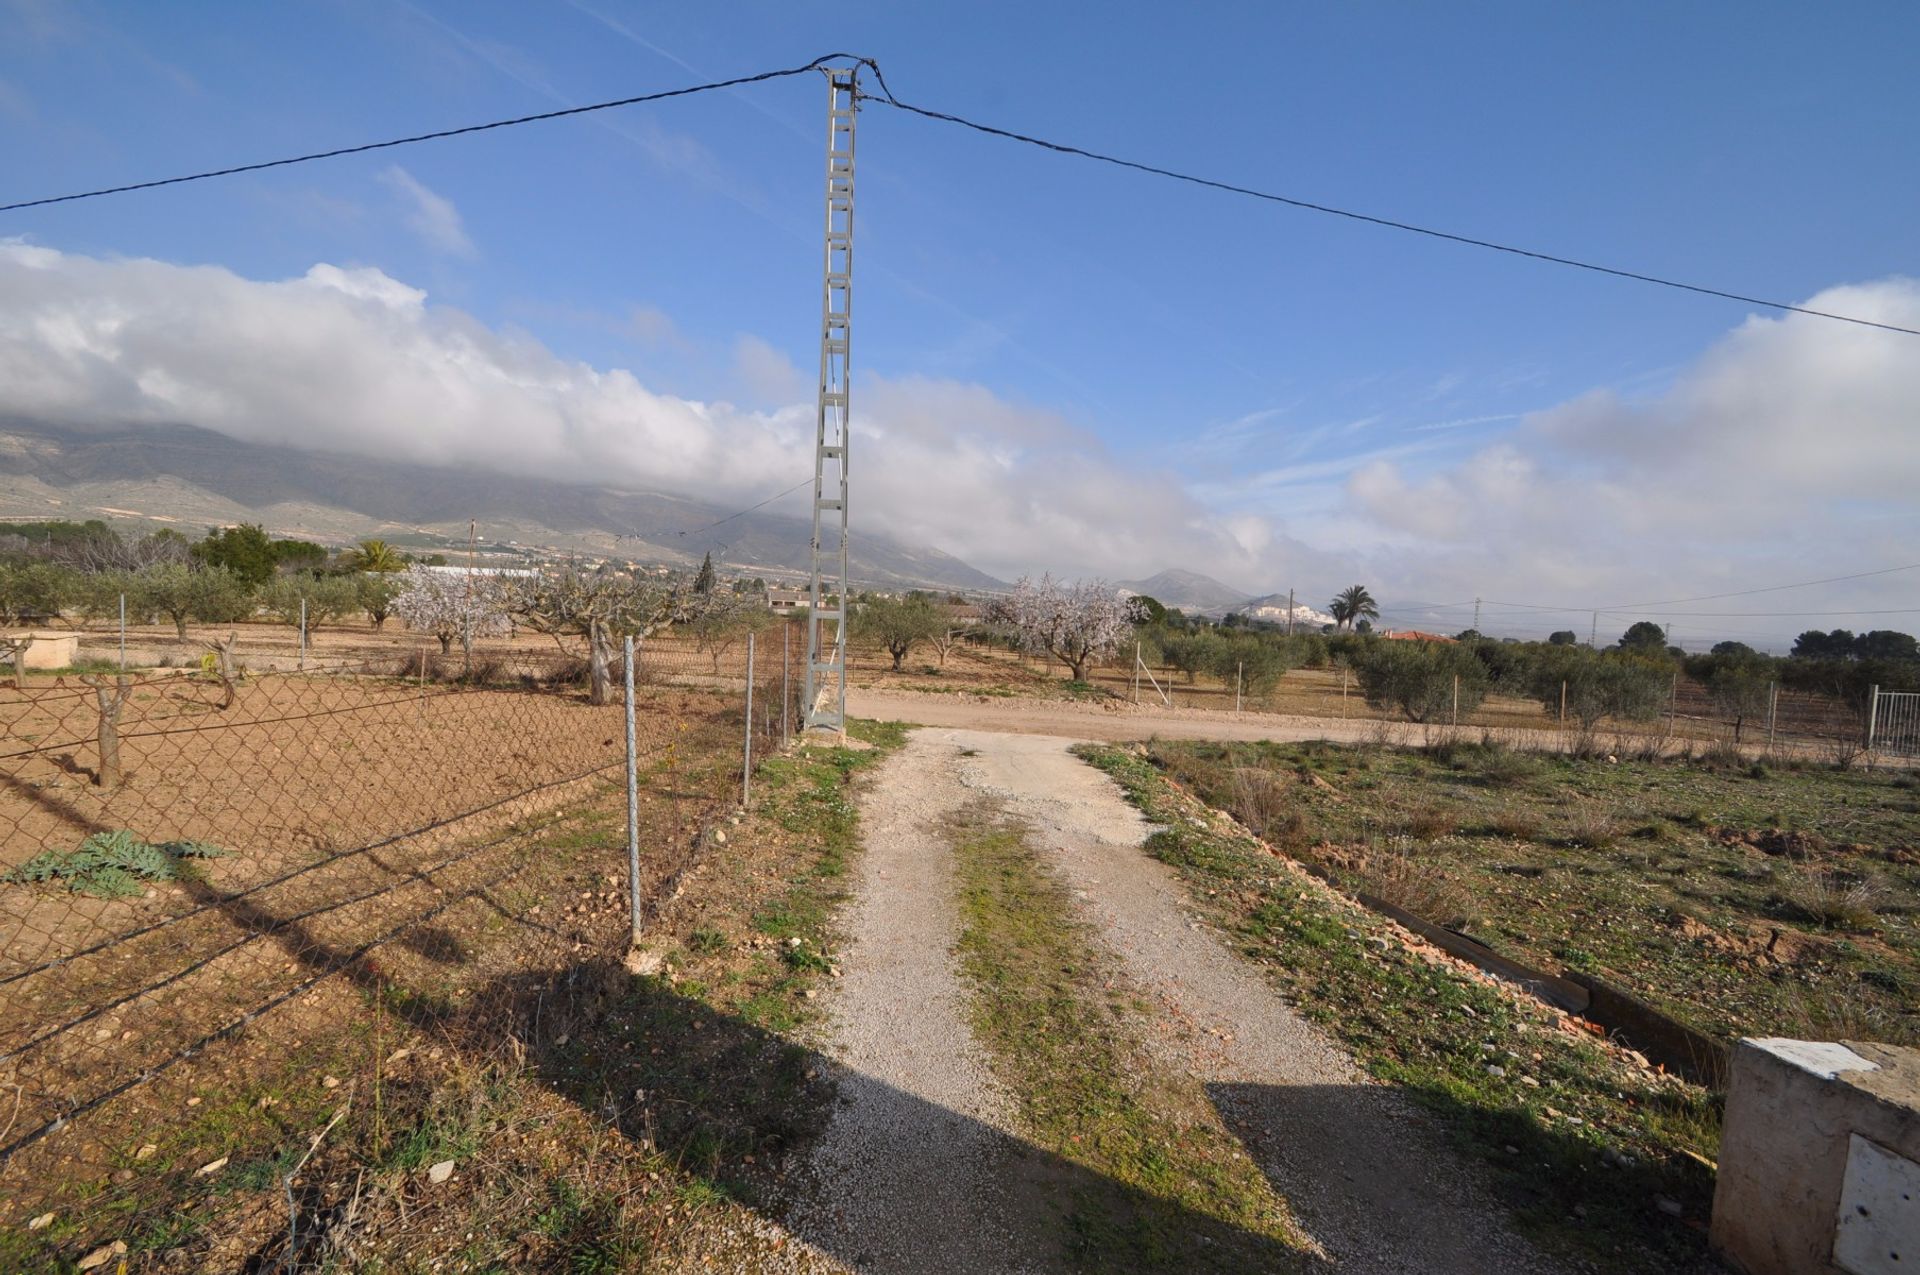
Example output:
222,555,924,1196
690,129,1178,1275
855,80,1920,339
0,55,878,214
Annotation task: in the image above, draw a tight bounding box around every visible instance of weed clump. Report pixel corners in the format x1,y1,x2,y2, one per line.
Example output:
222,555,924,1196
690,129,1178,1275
1784,869,1884,931
3,830,224,898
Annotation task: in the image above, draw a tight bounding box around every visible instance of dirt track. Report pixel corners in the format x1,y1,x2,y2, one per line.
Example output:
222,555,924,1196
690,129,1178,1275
797,726,1568,1273
847,687,1544,748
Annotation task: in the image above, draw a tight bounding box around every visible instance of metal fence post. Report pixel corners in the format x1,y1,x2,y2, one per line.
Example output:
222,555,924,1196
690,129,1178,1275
743,630,756,808
624,635,641,946
118,593,126,671
1451,673,1459,727
1559,679,1567,723
1235,661,1243,713
1766,681,1778,750
298,598,307,671
1133,641,1141,704
782,622,791,745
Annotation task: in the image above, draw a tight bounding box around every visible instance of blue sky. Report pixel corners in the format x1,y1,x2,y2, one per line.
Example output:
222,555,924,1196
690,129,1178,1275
2,1,1917,646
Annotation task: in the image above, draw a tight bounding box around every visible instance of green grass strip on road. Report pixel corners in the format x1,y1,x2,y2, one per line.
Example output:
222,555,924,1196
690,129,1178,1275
948,805,1308,1273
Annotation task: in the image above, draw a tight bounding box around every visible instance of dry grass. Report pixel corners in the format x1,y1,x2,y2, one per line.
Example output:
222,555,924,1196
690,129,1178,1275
1784,868,1886,931
1405,807,1459,842
1564,803,1624,850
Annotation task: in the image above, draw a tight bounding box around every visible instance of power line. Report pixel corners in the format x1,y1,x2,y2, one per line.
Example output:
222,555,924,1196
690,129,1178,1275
1602,561,1920,610
856,84,1920,339
613,476,814,548
1608,607,1920,619
0,55,877,214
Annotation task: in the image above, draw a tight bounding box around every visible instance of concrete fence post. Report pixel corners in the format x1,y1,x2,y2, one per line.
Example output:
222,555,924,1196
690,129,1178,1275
1451,673,1459,727
624,635,641,946
1235,661,1243,714
782,623,791,746
1766,681,1778,751
118,593,126,671
1559,679,1567,723
298,598,308,672
1133,641,1141,704
1866,684,1880,752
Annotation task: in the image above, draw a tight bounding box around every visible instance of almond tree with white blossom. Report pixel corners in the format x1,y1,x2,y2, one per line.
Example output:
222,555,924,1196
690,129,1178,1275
985,575,1140,681
391,566,514,662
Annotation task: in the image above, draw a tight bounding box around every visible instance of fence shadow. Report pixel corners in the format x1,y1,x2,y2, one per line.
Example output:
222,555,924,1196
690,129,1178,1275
1207,1080,1719,1273
450,961,1325,1275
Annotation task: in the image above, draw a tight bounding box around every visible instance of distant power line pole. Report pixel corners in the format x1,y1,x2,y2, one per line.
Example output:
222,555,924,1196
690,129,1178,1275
804,67,857,734
1590,610,1599,648
1473,596,1482,631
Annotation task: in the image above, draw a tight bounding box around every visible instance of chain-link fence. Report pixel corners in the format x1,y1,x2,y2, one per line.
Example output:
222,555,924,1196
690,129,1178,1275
0,624,803,1214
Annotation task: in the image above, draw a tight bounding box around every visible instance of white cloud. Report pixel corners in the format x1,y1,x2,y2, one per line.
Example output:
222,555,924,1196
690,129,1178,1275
0,242,1305,588
377,166,476,258
1341,279,1920,642
9,240,1902,641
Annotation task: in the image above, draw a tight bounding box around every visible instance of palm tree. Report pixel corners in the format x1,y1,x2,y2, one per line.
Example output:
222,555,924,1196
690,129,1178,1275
1329,584,1379,632
347,539,406,573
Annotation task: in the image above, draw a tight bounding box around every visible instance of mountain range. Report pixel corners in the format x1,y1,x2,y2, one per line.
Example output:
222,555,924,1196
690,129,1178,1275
0,420,1002,592
0,422,1344,618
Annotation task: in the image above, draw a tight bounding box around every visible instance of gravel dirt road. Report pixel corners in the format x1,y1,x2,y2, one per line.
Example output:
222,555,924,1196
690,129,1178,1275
847,687,1534,748
788,733,1054,1275
794,725,1573,1274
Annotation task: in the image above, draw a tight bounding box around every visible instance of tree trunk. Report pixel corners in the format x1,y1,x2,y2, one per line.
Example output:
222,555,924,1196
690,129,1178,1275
88,675,131,787
891,644,906,672
438,633,454,655
172,610,189,641
205,633,238,709
1070,657,1089,682
588,620,613,706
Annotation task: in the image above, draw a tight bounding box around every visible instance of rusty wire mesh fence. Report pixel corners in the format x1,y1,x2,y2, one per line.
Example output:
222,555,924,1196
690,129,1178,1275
0,625,796,1247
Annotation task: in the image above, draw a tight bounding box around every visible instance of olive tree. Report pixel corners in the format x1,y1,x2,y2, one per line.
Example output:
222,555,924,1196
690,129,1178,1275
261,573,360,630
984,576,1138,682
1533,650,1668,731
688,601,772,674
128,563,254,640
391,566,514,662
854,594,941,671
0,561,76,625
1354,640,1488,723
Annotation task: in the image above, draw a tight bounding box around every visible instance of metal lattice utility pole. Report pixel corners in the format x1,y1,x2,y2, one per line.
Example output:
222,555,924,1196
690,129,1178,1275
804,67,857,734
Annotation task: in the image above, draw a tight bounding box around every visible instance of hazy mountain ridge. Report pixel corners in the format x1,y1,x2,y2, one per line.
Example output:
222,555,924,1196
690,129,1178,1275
1118,569,1338,626
1117,569,1253,614
0,421,1005,592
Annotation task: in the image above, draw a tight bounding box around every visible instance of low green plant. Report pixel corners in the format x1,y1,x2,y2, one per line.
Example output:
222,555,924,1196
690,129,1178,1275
4,830,224,898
